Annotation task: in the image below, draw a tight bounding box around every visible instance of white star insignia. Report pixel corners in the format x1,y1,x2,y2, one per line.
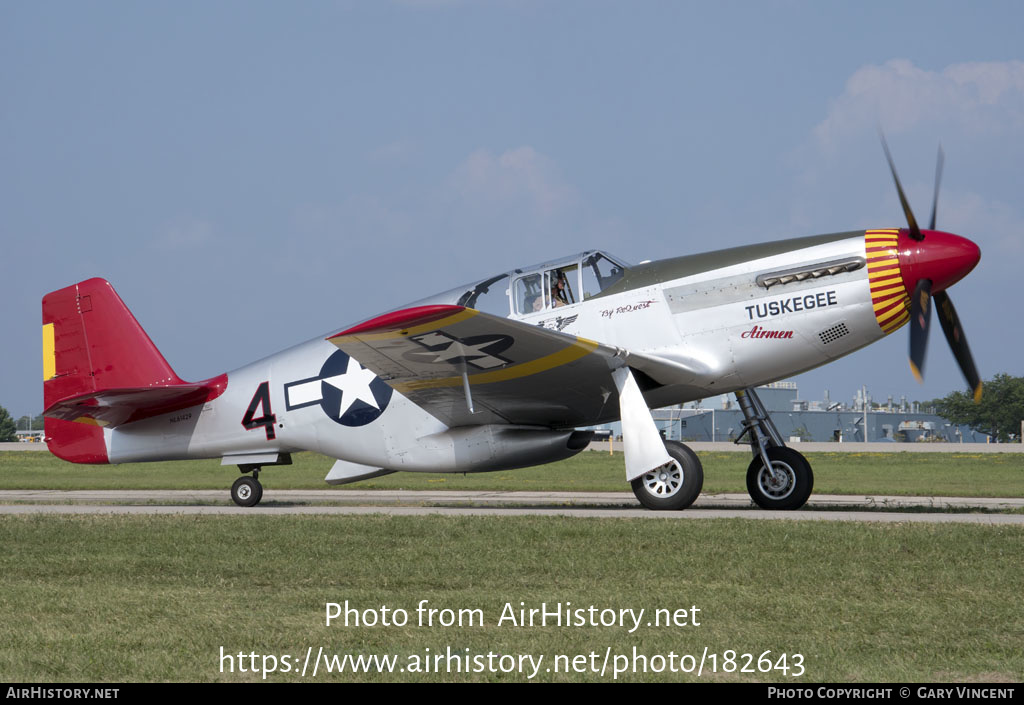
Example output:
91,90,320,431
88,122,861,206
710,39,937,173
324,357,380,419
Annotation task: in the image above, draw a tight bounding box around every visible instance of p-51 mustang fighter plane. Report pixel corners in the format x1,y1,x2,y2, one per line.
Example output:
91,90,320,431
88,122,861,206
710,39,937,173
41,145,981,510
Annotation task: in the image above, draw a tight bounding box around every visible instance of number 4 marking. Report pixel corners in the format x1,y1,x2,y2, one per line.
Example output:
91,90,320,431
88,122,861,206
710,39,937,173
242,381,277,440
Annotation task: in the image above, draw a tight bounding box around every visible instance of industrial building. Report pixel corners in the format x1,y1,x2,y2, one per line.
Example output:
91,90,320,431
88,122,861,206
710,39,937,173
614,382,989,444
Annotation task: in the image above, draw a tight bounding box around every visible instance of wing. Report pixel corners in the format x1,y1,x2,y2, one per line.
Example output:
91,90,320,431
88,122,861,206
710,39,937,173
327,305,627,427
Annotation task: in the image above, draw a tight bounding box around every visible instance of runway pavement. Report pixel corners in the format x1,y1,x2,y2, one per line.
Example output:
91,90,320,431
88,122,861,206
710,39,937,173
1,490,1022,524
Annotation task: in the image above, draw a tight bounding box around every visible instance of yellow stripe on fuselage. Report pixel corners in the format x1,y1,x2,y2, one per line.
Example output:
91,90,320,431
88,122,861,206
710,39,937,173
395,338,601,393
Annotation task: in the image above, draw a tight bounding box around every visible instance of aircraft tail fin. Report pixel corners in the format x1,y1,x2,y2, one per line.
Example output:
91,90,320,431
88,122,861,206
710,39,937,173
41,278,225,463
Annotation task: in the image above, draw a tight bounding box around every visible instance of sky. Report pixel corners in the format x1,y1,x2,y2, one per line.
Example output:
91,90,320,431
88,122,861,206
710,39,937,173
2,1,1023,419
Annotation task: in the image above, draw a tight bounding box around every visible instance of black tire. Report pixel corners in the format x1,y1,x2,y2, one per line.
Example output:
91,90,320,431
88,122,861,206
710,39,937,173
631,440,704,510
231,475,262,507
746,447,813,510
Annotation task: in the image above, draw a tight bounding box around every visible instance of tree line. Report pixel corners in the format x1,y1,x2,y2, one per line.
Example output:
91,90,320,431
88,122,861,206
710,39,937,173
0,410,42,441
926,373,1024,443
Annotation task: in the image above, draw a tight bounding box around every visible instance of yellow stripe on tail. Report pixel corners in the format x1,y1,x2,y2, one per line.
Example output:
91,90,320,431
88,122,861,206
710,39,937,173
42,323,55,380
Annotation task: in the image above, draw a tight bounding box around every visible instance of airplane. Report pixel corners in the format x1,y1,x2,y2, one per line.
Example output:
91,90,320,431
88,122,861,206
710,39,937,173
40,143,982,511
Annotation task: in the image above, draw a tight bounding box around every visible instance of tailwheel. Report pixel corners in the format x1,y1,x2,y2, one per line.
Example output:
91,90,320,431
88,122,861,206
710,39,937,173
231,474,263,507
631,440,704,511
746,447,813,510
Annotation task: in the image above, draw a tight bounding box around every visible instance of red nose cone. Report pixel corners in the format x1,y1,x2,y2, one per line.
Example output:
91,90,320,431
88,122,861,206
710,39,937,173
897,229,981,296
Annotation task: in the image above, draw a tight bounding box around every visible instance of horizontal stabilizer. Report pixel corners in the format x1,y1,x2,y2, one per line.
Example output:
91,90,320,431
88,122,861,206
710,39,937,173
44,381,226,428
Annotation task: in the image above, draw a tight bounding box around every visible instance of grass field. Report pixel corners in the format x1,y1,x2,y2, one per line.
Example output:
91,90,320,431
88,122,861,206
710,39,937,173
2,451,1022,683
0,514,1021,683
2,450,1024,497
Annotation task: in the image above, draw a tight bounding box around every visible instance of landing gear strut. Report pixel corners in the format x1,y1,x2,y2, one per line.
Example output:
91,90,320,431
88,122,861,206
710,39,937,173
735,388,813,510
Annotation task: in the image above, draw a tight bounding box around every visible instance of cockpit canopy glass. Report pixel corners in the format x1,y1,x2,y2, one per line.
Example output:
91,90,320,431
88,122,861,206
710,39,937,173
514,273,544,314
411,250,628,318
511,251,627,316
581,252,626,297
456,273,512,317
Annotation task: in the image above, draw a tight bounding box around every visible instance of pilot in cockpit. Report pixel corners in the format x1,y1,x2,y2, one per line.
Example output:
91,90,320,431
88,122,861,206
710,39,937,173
551,271,570,307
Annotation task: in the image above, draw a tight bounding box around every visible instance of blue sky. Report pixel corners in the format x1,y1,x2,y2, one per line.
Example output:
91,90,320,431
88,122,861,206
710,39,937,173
3,1,1023,418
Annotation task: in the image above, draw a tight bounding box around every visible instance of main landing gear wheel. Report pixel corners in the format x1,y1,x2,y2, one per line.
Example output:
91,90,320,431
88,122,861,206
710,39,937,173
231,475,263,507
631,441,704,511
746,447,813,511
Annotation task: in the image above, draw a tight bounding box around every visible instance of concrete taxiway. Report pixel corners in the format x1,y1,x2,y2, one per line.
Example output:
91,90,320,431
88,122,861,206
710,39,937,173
0,490,1021,524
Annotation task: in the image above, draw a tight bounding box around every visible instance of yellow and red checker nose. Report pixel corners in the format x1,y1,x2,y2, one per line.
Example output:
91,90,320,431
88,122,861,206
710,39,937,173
865,228,981,335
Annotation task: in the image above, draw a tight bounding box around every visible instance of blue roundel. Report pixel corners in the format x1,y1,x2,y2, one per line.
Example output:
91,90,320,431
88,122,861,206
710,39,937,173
317,350,393,427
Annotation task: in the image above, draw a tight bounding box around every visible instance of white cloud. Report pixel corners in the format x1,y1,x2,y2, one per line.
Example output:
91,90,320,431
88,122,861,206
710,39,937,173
788,59,1024,241
444,146,579,217
938,190,1024,260
793,58,1024,390
814,59,1024,150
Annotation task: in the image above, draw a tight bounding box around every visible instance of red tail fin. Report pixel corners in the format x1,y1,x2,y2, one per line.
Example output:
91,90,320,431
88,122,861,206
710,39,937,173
42,279,225,463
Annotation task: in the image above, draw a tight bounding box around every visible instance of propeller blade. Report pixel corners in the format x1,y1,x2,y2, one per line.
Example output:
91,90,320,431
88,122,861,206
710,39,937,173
933,290,983,402
928,144,945,231
908,279,932,382
880,133,924,241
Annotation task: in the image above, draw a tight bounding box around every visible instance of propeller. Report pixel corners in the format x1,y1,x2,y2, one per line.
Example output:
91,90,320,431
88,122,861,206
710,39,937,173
881,135,924,241
928,145,944,230
880,136,983,402
908,278,931,383
934,290,982,402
